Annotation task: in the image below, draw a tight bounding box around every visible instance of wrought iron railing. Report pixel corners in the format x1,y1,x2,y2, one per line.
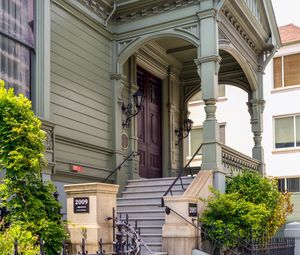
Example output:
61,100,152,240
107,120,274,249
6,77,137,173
161,144,202,207
221,144,261,175
103,152,139,183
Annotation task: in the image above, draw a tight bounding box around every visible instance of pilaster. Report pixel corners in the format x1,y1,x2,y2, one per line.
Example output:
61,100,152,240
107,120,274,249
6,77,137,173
111,70,127,191
127,55,140,180
34,0,51,119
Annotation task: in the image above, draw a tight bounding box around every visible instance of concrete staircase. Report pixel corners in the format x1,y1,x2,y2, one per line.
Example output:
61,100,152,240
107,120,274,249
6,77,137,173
117,176,194,254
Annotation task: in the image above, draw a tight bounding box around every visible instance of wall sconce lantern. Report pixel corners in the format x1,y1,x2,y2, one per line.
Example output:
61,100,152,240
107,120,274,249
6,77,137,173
175,118,194,145
122,88,144,128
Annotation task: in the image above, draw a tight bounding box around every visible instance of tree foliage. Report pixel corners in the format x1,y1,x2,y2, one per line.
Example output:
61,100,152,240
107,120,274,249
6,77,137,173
0,82,66,254
200,171,293,248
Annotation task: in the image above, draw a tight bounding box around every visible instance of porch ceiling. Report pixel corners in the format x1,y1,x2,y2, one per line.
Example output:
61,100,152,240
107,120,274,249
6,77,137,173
140,38,250,92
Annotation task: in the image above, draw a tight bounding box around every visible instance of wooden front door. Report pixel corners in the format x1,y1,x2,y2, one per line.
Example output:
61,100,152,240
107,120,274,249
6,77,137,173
137,67,162,178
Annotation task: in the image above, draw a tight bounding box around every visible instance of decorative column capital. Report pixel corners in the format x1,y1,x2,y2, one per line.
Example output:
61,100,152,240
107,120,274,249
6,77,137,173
194,55,222,76
197,8,218,20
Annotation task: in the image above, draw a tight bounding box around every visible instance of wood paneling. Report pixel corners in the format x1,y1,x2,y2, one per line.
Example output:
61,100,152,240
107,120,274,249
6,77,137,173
50,3,113,177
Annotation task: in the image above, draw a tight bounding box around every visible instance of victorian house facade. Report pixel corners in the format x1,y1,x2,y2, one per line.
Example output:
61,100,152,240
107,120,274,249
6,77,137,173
0,0,280,250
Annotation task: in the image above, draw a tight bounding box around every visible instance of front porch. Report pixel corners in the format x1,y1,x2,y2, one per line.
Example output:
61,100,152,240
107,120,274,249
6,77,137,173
112,0,278,192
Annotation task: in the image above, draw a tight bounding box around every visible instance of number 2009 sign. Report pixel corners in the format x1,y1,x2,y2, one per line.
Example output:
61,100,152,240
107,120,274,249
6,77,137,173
74,197,89,213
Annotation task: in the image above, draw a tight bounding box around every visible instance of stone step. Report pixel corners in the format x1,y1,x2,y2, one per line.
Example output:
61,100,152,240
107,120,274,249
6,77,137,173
121,188,185,198
141,242,163,252
140,233,162,243
124,183,190,193
117,176,193,254
127,176,192,185
135,225,163,235
117,196,164,205
117,204,163,212
119,217,165,226
116,209,165,218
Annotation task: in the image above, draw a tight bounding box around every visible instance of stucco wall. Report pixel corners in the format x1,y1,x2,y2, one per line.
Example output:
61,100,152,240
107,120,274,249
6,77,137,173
263,42,300,178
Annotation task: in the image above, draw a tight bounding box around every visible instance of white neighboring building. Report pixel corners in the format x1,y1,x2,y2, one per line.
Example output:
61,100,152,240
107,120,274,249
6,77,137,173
264,24,300,222
187,85,252,168
188,24,300,223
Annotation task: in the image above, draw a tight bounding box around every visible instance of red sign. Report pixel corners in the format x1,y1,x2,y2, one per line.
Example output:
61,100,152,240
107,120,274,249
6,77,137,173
72,165,83,172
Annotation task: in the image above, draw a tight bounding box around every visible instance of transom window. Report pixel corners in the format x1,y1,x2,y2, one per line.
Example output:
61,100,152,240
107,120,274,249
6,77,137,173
273,54,300,89
0,0,35,98
274,115,300,149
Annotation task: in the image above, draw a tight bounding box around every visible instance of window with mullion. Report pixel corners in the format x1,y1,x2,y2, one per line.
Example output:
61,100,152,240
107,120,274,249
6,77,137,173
0,0,34,98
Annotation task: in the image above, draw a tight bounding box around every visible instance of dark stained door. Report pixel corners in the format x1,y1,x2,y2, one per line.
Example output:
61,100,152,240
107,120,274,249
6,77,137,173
137,67,162,178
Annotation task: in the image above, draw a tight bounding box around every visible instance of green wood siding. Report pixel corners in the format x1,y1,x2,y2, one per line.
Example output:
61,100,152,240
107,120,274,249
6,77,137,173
50,3,113,179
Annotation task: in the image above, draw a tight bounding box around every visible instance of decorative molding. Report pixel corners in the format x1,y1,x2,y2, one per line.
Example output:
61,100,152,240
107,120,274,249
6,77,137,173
174,24,199,40
112,0,200,23
77,0,111,20
221,5,259,54
117,37,141,56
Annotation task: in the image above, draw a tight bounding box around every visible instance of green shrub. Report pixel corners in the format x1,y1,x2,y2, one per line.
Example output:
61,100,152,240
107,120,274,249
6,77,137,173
0,81,67,253
200,171,293,248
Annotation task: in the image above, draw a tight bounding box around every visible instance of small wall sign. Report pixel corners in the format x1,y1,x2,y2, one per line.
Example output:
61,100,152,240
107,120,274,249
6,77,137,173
74,197,89,213
71,165,84,173
188,203,198,217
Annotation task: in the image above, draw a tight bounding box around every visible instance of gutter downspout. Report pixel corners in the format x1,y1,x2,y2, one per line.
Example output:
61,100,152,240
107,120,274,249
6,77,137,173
104,0,116,27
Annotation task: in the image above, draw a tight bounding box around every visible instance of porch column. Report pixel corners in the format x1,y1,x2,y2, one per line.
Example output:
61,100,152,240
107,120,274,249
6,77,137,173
195,5,224,192
247,66,266,175
111,60,127,191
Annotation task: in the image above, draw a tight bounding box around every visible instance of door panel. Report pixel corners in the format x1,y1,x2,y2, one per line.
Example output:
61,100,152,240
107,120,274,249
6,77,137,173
137,67,162,178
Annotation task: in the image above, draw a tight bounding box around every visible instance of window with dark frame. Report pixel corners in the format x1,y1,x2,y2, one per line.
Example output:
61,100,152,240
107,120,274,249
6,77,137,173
277,177,300,192
0,0,35,98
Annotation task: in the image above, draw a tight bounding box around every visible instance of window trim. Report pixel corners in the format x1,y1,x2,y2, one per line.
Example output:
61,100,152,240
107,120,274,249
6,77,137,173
273,114,300,151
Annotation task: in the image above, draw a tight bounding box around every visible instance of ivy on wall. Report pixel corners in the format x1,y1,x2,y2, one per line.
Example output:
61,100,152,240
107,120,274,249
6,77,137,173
0,81,66,254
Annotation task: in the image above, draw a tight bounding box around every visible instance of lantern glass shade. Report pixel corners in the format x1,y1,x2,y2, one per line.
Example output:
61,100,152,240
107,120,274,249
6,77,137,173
184,119,193,133
133,89,144,109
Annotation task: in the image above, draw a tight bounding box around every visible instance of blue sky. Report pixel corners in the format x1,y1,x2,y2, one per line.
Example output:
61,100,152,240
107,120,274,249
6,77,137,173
272,0,300,27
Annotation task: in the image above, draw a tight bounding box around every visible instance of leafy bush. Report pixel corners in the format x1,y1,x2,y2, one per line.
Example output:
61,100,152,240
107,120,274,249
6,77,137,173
0,81,67,253
200,171,293,248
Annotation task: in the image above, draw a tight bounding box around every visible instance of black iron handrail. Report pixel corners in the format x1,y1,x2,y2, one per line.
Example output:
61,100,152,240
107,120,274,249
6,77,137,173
103,152,139,183
161,144,203,207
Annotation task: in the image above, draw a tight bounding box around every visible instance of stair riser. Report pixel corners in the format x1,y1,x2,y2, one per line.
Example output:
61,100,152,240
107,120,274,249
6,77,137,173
136,227,162,235
141,245,163,253
127,177,192,185
121,190,184,198
117,204,162,211
117,198,163,205
116,211,165,218
118,219,165,226
140,236,162,243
